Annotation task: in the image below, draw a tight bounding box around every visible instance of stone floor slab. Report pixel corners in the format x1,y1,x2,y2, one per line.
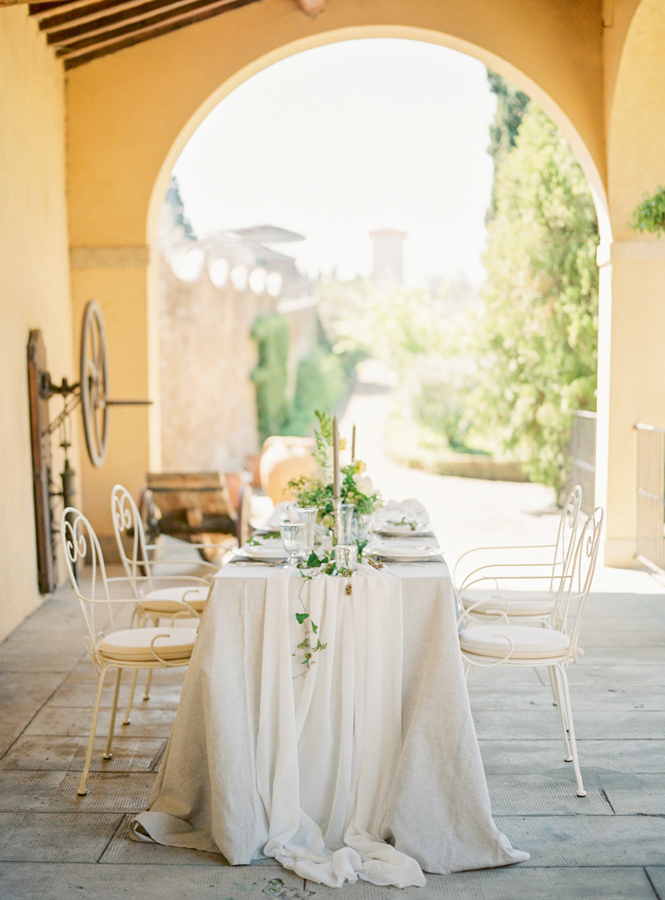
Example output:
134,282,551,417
603,774,665,815
0,812,122,862
468,683,665,711
646,867,665,900
49,677,182,709
24,704,177,738
496,814,665,866
472,709,665,741
0,862,302,900
486,774,609,815
0,770,154,812
0,671,67,757
100,815,229,865
0,630,85,673
305,866,658,899
570,665,665,687
480,739,665,774
0,734,165,772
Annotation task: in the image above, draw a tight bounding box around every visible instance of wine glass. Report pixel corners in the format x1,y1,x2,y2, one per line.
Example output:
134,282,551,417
280,522,306,566
296,507,318,554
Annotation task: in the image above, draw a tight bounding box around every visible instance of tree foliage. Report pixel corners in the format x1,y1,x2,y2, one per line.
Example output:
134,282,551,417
470,101,599,491
486,71,530,218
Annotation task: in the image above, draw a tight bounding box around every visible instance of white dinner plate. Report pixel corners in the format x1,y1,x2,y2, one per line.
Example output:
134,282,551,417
376,545,441,562
238,544,286,561
375,522,431,537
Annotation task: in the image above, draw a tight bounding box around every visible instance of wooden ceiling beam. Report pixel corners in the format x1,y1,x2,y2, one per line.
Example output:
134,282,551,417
61,0,258,65
45,0,211,41
29,1,80,14
54,0,241,50
38,0,157,29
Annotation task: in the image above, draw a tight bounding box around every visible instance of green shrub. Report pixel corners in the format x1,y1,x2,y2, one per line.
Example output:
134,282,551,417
632,185,665,236
286,347,348,436
250,314,291,443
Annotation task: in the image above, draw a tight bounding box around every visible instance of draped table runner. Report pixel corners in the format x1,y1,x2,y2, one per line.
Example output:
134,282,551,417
132,556,528,887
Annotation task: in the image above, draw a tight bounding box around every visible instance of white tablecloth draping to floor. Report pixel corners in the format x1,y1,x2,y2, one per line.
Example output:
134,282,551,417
131,559,528,887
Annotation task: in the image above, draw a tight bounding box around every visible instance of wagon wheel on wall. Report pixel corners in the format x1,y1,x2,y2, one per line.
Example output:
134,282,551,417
80,299,110,467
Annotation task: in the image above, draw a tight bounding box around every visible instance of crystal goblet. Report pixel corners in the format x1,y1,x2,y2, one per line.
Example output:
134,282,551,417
296,507,318,554
280,522,306,566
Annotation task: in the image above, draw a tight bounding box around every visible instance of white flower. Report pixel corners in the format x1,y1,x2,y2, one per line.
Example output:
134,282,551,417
353,473,375,496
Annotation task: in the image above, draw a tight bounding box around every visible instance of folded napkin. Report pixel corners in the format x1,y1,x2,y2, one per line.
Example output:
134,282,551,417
372,499,430,529
264,501,300,529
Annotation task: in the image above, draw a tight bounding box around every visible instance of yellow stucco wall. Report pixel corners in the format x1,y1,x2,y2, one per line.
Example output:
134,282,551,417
0,8,75,640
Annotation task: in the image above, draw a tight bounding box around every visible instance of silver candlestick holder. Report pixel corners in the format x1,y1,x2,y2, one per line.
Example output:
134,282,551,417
332,497,342,546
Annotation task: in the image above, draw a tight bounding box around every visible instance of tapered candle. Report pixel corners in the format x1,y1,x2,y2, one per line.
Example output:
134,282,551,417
351,424,356,462
332,415,340,499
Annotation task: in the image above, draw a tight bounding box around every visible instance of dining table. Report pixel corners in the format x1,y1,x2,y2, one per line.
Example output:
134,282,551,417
131,527,529,888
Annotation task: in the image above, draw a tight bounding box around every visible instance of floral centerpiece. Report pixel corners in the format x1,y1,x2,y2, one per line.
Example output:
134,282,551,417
288,410,382,531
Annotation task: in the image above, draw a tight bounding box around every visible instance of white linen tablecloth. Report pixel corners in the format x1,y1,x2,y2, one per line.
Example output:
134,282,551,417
132,559,528,886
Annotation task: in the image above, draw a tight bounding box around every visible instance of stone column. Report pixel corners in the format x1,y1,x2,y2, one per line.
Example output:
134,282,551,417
599,240,665,567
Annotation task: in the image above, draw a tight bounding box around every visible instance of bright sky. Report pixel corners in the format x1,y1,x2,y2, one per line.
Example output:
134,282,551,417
173,39,498,287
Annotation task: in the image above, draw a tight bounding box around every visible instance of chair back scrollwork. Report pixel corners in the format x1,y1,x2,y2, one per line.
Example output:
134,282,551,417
61,507,114,665
553,506,604,660
550,485,583,594
111,484,153,597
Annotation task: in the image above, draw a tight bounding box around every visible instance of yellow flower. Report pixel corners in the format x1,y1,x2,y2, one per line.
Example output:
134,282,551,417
339,438,347,450
354,459,367,474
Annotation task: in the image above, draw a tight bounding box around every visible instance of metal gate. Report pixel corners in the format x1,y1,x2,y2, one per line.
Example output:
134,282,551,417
568,411,596,515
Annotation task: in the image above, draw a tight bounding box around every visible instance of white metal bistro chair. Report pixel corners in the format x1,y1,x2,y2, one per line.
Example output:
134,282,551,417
453,485,583,625
62,507,201,797
459,506,604,798
112,484,214,703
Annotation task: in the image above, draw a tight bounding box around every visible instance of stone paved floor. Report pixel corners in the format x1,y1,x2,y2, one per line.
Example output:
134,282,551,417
1,519,664,898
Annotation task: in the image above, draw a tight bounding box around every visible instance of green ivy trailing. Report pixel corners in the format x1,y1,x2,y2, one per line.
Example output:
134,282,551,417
631,186,665,236
250,314,291,444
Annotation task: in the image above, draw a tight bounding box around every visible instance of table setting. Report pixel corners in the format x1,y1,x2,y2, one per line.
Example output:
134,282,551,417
130,412,529,887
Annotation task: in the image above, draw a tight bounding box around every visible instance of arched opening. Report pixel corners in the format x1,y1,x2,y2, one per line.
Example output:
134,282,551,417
147,26,610,247
148,33,605,552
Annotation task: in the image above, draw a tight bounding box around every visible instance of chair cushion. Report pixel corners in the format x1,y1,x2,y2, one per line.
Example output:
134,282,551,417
460,589,556,617
459,624,570,660
98,627,196,663
140,586,208,615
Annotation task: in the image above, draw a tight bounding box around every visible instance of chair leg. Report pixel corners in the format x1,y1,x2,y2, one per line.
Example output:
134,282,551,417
123,668,139,725
143,668,154,701
143,617,159,700
548,667,558,706
103,667,122,760
551,665,572,762
557,664,586,797
77,666,107,796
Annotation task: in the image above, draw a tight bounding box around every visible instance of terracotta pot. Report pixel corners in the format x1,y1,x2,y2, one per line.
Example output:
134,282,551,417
260,436,316,505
